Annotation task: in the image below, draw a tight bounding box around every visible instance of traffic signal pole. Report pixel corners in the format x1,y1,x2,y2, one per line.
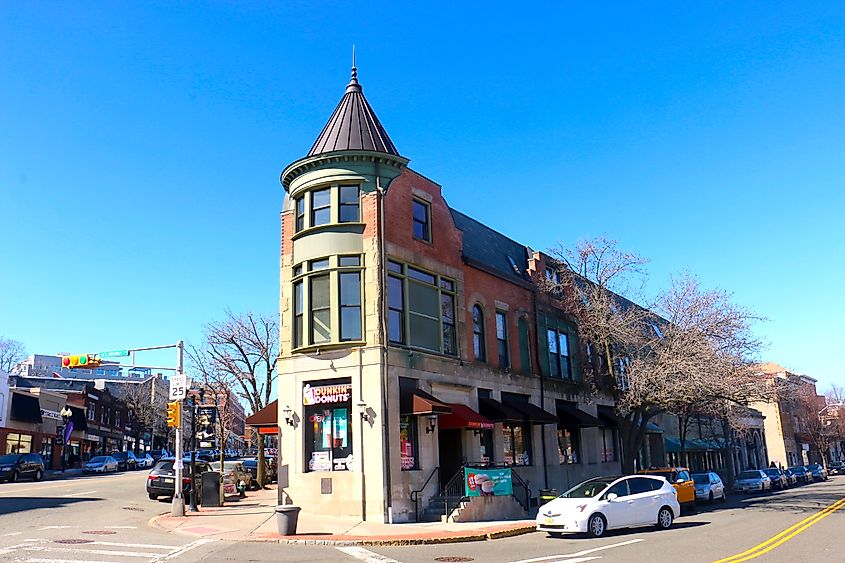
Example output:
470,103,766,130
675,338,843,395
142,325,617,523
171,340,185,517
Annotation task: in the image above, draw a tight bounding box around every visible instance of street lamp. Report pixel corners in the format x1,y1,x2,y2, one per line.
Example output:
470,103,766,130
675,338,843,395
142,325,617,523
60,406,73,472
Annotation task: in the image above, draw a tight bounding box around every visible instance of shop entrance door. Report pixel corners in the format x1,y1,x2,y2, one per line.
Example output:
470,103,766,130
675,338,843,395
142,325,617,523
438,428,464,485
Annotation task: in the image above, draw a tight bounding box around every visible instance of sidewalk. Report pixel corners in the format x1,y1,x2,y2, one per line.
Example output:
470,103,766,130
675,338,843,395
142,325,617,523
150,485,537,545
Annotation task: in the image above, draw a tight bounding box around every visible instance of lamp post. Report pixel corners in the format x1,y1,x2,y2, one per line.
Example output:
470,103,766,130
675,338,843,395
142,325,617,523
60,406,73,472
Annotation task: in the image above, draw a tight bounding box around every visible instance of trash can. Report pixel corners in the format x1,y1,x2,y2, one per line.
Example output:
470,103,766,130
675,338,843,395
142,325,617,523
538,488,559,505
201,471,221,507
275,505,301,536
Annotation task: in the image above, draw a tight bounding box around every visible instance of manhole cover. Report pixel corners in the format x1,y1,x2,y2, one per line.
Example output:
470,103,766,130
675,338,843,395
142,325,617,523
82,530,117,535
55,539,94,545
434,558,474,562
123,506,143,511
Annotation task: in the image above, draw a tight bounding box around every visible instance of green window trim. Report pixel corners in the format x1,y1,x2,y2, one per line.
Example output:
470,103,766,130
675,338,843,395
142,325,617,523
291,255,364,350
293,183,363,233
386,260,456,355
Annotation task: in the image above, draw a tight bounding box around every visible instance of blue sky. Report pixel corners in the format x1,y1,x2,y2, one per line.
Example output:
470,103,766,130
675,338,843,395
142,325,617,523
1,2,843,392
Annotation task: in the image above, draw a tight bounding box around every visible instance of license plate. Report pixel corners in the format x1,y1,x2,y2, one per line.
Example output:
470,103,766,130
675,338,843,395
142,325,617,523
163,477,174,484
545,517,554,525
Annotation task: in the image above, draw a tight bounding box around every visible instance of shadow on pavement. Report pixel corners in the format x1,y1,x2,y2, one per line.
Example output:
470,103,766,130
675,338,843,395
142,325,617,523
0,497,101,515
545,521,708,540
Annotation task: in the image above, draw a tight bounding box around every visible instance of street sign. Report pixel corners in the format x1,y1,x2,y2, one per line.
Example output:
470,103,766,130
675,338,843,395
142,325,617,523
99,349,129,358
169,372,188,400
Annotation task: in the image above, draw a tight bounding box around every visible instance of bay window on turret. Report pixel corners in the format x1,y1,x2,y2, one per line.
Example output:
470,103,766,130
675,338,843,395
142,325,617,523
293,184,362,233
386,260,456,355
292,255,363,350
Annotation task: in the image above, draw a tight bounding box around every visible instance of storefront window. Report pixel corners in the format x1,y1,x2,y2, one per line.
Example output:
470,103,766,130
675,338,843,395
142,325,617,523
399,415,419,470
479,429,494,464
5,433,32,454
303,381,353,472
557,426,580,464
600,426,618,462
41,438,53,460
502,422,530,466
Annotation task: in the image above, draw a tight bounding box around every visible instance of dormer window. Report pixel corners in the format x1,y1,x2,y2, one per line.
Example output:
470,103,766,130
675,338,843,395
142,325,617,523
412,199,431,242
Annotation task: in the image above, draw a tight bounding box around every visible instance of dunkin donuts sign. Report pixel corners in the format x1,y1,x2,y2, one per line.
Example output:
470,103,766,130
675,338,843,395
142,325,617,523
303,383,352,406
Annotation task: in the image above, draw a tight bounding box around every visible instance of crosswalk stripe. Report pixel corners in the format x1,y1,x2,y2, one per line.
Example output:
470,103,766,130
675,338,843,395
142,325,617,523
151,538,215,562
336,546,401,563
14,558,120,563
86,541,175,550
18,546,156,558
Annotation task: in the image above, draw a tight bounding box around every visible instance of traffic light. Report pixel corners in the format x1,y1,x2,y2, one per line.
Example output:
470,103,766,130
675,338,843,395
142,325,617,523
166,401,181,428
60,354,101,369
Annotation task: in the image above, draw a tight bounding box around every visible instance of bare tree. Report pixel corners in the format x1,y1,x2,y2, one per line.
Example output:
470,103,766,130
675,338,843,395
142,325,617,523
826,384,845,406
794,386,842,469
0,336,26,372
113,380,167,454
549,239,766,473
188,311,278,488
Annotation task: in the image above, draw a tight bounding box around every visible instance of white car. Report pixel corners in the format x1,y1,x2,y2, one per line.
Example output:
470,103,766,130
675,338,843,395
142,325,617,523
83,456,118,473
693,472,726,502
136,453,155,469
734,470,772,493
536,475,680,538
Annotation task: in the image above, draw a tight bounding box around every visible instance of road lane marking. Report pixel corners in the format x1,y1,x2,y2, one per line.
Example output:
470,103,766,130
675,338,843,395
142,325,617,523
151,538,215,562
87,541,175,549
18,546,154,558
543,558,599,563
0,543,32,556
509,538,644,563
336,546,401,563
39,526,73,530
4,531,23,536
13,559,121,563
713,495,845,563
62,490,97,497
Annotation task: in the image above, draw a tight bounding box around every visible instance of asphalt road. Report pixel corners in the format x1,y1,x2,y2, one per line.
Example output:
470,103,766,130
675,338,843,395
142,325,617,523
0,471,843,562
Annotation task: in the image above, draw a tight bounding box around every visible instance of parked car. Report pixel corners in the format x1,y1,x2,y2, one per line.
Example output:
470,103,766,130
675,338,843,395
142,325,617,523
242,458,277,486
110,451,138,471
150,449,170,463
806,463,828,482
136,453,155,469
211,460,253,494
692,472,726,502
762,468,789,490
536,475,680,538
783,468,800,486
83,455,118,473
146,458,212,501
828,462,845,476
638,467,696,512
734,469,772,493
0,453,45,482
788,465,813,484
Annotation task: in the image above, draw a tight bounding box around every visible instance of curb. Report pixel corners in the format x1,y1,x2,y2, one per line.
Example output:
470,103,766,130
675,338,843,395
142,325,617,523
276,525,537,546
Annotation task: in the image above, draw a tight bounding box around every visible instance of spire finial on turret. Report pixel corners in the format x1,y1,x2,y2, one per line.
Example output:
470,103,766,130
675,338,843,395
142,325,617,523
347,45,361,93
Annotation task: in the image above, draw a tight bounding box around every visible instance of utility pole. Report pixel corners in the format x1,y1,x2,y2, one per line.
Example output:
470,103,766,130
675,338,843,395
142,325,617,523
189,392,198,512
171,340,185,517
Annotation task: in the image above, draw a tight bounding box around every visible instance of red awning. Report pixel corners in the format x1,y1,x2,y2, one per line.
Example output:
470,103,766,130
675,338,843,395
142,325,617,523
246,399,278,428
438,403,495,430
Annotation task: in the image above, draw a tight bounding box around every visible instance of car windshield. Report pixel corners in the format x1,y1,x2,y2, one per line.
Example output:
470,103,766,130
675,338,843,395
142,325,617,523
763,469,780,477
211,461,239,471
0,454,21,464
788,466,804,472
112,452,127,460
739,471,760,479
692,474,710,484
89,456,108,463
560,478,616,498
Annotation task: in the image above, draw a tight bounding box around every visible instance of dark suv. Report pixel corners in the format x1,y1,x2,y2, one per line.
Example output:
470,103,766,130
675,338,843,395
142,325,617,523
0,453,46,482
111,451,138,471
146,458,211,501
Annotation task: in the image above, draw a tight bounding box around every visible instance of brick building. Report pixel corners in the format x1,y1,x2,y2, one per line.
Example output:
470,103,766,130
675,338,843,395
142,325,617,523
275,66,620,523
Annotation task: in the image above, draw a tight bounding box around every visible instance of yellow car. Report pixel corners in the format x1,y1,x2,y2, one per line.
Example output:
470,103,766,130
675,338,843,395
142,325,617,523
638,467,696,512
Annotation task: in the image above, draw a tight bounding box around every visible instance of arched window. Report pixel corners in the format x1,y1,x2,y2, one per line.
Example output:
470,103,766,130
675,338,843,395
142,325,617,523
472,305,486,362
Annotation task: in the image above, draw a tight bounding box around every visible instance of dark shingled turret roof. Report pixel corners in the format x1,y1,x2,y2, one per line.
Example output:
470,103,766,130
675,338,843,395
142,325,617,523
307,64,400,157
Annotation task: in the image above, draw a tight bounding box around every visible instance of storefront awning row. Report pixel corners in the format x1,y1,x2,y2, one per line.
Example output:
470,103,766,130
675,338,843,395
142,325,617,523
399,388,452,416
557,404,602,427
478,397,558,425
439,404,495,430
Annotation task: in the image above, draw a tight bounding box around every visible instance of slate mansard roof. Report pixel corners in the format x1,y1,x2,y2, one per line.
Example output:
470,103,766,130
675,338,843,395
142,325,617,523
307,66,400,157
449,208,531,285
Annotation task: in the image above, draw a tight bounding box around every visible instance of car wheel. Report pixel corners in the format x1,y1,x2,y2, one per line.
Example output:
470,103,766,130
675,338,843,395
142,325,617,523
656,506,674,530
9,470,18,483
34,469,43,481
586,513,606,538
149,493,157,500
720,490,727,503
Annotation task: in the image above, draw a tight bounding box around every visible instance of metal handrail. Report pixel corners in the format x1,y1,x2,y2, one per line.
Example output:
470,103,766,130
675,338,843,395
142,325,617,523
510,469,531,511
441,467,468,519
410,466,439,522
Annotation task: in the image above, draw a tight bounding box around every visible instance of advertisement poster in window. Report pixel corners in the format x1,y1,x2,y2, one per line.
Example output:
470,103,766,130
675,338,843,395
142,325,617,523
464,467,513,497
400,417,415,469
310,451,331,471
